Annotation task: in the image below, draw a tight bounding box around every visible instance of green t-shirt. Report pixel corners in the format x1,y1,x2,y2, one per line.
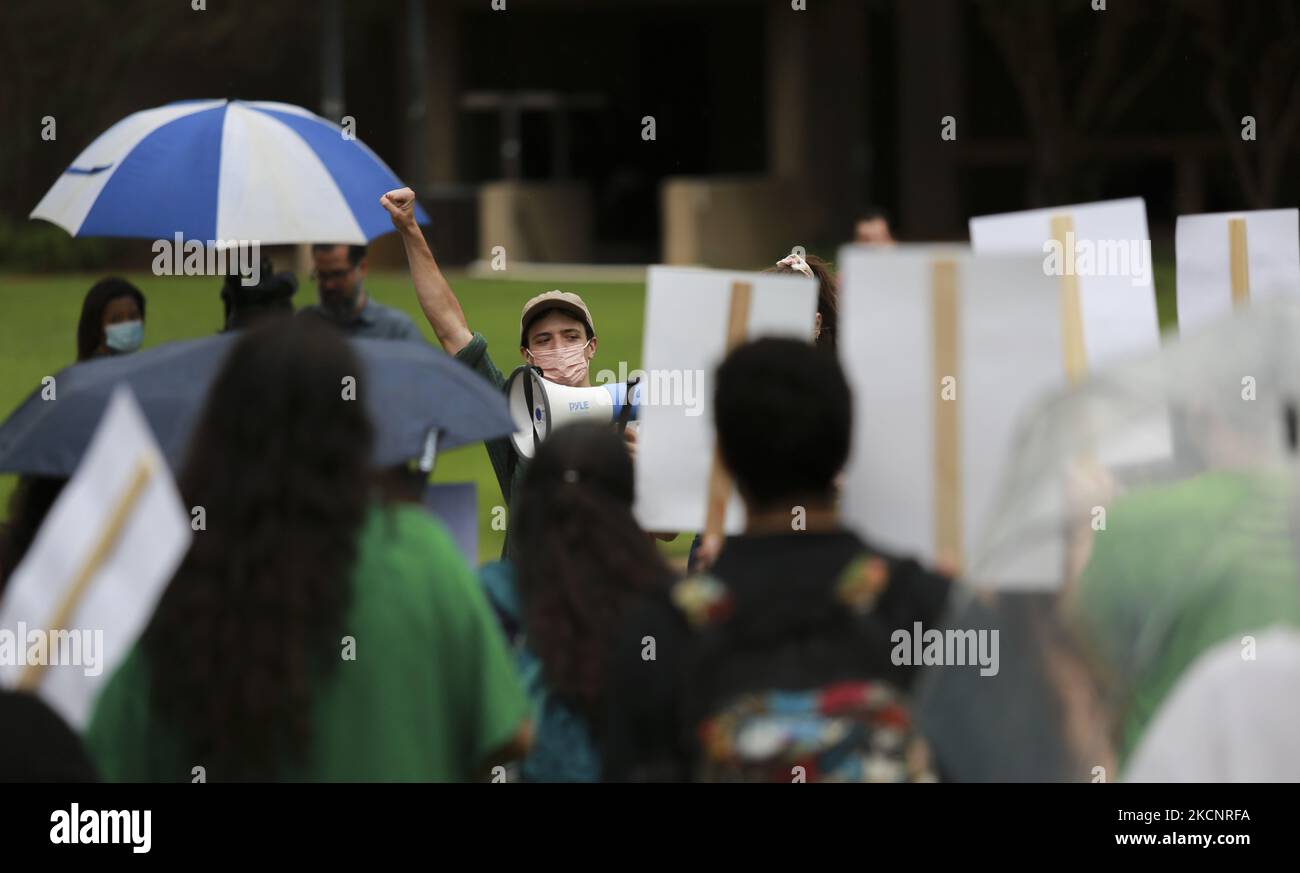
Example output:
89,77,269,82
455,332,528,565
1073,470,1300,763
85,504,530,782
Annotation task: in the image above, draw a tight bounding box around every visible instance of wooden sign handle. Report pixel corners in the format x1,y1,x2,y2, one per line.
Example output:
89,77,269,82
18,457,154,691
1050,214,1088,386
931,259,962,573
1228,217,1250,306
702,281,753,546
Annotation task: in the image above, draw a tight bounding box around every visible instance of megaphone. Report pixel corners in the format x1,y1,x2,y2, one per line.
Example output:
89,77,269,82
505,365,641,458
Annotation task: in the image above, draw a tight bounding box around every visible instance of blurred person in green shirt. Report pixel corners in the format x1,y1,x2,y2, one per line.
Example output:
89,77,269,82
86,317,529,781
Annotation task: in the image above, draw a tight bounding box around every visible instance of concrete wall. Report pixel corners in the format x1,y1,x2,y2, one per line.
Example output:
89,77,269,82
479,181,594,264
661,175,820,269
661,0,873,269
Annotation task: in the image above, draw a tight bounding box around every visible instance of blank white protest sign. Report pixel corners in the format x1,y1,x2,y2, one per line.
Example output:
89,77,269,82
971,197,1171,474
633,265,817,534
970,197,1161,368
0,387,191,730
1176,208,1300,333
837,245,1066,584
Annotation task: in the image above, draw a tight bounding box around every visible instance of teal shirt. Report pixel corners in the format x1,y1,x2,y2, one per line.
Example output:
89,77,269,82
86,504,530,782
480,560,601,782
455,332,528,565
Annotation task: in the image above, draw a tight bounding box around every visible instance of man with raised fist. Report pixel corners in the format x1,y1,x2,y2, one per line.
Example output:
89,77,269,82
380,187,608,564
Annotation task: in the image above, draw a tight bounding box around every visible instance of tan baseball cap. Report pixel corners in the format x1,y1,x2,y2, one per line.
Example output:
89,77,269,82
519,290,596,347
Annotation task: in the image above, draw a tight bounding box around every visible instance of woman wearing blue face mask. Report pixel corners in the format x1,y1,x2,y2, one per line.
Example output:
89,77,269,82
76,278,147,361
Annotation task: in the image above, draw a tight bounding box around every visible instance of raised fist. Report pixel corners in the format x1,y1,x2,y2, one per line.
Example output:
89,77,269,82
379,187,417,230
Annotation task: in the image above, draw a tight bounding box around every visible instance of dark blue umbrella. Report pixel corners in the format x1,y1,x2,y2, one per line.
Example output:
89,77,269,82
0,333,514,477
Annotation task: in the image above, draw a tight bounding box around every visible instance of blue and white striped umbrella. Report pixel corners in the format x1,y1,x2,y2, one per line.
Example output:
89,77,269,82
30,99,429,245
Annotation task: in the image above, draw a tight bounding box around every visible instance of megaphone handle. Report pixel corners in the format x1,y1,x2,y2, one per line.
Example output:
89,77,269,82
616,376,640,434
522,366,542,454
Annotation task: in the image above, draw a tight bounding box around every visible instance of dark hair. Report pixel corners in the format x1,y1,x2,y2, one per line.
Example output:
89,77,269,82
714,337,851,510
0,690,99,781
221,257,298,332
856,206,891,225
522,306,593,347
77,278,145,361
768,253,838,349
513,423,671,723
0,475,67,597
370,463,428,504
142,317,373,781
311,243,368,266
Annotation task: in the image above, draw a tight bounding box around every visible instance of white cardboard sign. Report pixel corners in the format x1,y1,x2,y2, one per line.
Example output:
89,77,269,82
633,265,817,534
0,387,191,730
837,244,1066,584
1175,208,1300,333
970,197,1161,367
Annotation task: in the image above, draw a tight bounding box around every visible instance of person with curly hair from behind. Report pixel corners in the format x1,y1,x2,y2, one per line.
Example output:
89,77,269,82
85,317,530,782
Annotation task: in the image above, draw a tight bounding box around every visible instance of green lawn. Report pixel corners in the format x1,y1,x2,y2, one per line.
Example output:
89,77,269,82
0,259,1179,567
0,270,690,564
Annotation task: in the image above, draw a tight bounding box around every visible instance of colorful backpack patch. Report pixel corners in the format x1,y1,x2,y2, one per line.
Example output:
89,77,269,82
669,574,734,628
677,554,936,783
695,680,937,783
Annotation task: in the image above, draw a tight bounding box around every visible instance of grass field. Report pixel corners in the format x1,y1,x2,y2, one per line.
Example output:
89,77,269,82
0,270,684,564
0,259,1179,566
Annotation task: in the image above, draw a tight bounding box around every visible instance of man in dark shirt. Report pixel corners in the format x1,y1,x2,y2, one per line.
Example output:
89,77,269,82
602,338,952,781
299,243,425,341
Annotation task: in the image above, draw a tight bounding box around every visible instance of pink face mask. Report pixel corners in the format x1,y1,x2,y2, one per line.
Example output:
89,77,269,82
527,339,592,386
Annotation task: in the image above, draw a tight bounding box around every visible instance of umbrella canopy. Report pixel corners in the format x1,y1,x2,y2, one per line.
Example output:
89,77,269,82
30,99,429,244
912,301,1300,781
0,333,514,477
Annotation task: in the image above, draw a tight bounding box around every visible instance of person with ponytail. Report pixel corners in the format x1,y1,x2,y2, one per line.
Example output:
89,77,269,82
479,421,674,782
86,317,529,781
771,250,839,351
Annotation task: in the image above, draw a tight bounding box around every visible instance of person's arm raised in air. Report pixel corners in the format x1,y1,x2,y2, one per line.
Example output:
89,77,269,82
379,187,474,356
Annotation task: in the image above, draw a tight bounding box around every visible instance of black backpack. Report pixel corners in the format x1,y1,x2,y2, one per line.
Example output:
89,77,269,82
668,554,939,783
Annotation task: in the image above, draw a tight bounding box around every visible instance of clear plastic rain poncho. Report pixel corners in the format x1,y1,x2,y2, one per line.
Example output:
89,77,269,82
916,300,1300,782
